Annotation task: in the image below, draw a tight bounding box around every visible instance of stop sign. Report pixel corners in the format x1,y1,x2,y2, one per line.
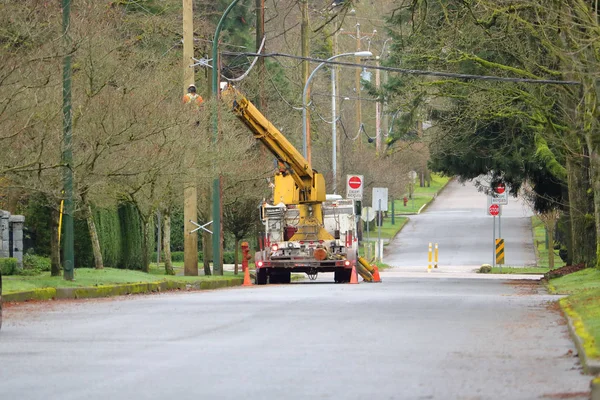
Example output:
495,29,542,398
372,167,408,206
495,182,506,194
348,176,362,189
489,204,500,216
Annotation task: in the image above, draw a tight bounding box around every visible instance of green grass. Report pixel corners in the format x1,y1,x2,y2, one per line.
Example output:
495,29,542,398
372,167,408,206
531,216,561,268
391,174,451,214
3,267,238,294
550,268,600,294
550,269,600,359
373,261,392,271
364,217,408,240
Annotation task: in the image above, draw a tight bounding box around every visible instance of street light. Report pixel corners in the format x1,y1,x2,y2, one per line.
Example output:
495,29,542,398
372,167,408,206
302,51,372,180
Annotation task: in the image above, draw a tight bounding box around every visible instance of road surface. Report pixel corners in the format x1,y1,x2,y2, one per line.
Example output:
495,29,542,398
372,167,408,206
386,179,536,271
0,179,590,399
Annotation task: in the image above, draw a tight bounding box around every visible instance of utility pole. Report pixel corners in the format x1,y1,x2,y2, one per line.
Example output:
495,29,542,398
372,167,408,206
301,0,312,164
183,0,198,276
256,0,266,110
355,23,362,145
61,0,74,281
375,56,381,154
332,18,339,194
340,22,376,148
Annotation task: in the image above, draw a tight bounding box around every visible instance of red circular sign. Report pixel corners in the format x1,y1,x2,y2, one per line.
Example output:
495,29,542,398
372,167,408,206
489,204,500,216
495,183,506,194
348,176,362,189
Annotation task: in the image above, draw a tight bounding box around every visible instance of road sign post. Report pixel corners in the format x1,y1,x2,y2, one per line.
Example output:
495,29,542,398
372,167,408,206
361,206,375,259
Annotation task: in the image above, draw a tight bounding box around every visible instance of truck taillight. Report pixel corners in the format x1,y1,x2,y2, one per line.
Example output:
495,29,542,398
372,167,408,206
344,260,351,267
271,244,278,252
257,261,264,267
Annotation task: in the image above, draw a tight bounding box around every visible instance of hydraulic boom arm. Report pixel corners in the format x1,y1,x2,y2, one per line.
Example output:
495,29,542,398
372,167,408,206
222,86,326,205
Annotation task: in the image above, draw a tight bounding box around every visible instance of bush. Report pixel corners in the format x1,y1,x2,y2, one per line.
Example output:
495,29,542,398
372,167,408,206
23,254,51,272
0,258,18,275
223,251,235,264
479,264,492,274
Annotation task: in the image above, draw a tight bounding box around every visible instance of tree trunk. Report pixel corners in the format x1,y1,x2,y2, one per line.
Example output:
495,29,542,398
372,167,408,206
582,77,600,268
83,199,104,270
141,215,152,273
162,208,175,275
234,237,239,275
590,150,600,268
7,187,20,214
548,222,555,270
566,154,596,266
50,207,61,276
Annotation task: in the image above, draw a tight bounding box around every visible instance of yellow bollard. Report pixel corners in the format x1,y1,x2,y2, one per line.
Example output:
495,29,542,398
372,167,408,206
434,243,439,268
428,242,432,272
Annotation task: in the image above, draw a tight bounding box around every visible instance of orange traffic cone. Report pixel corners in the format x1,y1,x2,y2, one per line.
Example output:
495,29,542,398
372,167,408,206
243,266,253,286
349,265,358,284
372,266,381,283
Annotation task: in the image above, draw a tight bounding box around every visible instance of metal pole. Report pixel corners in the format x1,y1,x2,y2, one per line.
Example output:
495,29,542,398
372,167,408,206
183,0,199,276
355,23,361,145
62,0,74,281
375,56,381,154
377,199,382,262
391,198,395,225
499,209,502,239
493,215,496,268
212,0,243,275
331,63,337,194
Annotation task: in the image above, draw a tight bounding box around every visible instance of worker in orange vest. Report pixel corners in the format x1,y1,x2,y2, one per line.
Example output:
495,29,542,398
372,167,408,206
183,84,203,106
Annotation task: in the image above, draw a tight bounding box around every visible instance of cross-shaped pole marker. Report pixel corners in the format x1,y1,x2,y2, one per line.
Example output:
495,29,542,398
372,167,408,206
189,220,213,235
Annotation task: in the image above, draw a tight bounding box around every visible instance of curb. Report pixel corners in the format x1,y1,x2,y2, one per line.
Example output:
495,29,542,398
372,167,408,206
559,298,600,375
3,278,244,302
592,377,600,400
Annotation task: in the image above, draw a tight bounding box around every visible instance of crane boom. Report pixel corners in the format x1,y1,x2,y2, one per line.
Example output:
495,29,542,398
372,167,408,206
222,86,326,205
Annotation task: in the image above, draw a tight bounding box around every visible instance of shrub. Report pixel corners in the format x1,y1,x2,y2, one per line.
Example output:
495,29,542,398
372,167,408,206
223,251,235,264
0,258,18,275
479,264,492,274
23,254,51,272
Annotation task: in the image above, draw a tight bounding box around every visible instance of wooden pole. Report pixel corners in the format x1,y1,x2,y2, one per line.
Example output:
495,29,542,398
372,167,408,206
183,0,198,276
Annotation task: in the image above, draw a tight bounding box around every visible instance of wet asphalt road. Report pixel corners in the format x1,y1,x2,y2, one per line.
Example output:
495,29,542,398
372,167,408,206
0,179,591,399
0,278,590,400
386,179,536,269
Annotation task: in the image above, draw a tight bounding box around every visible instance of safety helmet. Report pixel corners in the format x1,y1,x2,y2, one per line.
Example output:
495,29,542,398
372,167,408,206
188,84,197,92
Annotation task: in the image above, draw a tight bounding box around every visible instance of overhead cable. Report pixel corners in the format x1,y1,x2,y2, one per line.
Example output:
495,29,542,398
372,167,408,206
221,51,581,86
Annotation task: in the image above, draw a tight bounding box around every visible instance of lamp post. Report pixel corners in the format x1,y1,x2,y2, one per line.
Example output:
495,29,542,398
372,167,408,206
210,0,243,275
302,51,372,189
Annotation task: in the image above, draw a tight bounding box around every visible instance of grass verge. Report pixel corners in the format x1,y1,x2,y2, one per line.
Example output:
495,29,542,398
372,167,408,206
531,216,561,268
3,267,237,294
391,174,451,214
550,268,600,361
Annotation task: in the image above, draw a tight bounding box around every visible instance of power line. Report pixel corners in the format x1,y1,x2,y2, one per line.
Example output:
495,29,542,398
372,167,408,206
222,51,582,86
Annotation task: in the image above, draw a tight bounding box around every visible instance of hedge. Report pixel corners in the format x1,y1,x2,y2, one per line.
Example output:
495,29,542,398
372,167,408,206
0,258,18,275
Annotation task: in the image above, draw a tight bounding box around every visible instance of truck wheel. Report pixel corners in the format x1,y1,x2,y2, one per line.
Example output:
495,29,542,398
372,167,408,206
256,268,268,285
280,271,291,284
334,269,351,283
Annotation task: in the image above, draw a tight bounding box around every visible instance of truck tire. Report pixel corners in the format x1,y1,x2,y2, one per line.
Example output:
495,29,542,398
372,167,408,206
280,271,291,284
255,268,268,285
269,270,291,284
334,269,351,283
